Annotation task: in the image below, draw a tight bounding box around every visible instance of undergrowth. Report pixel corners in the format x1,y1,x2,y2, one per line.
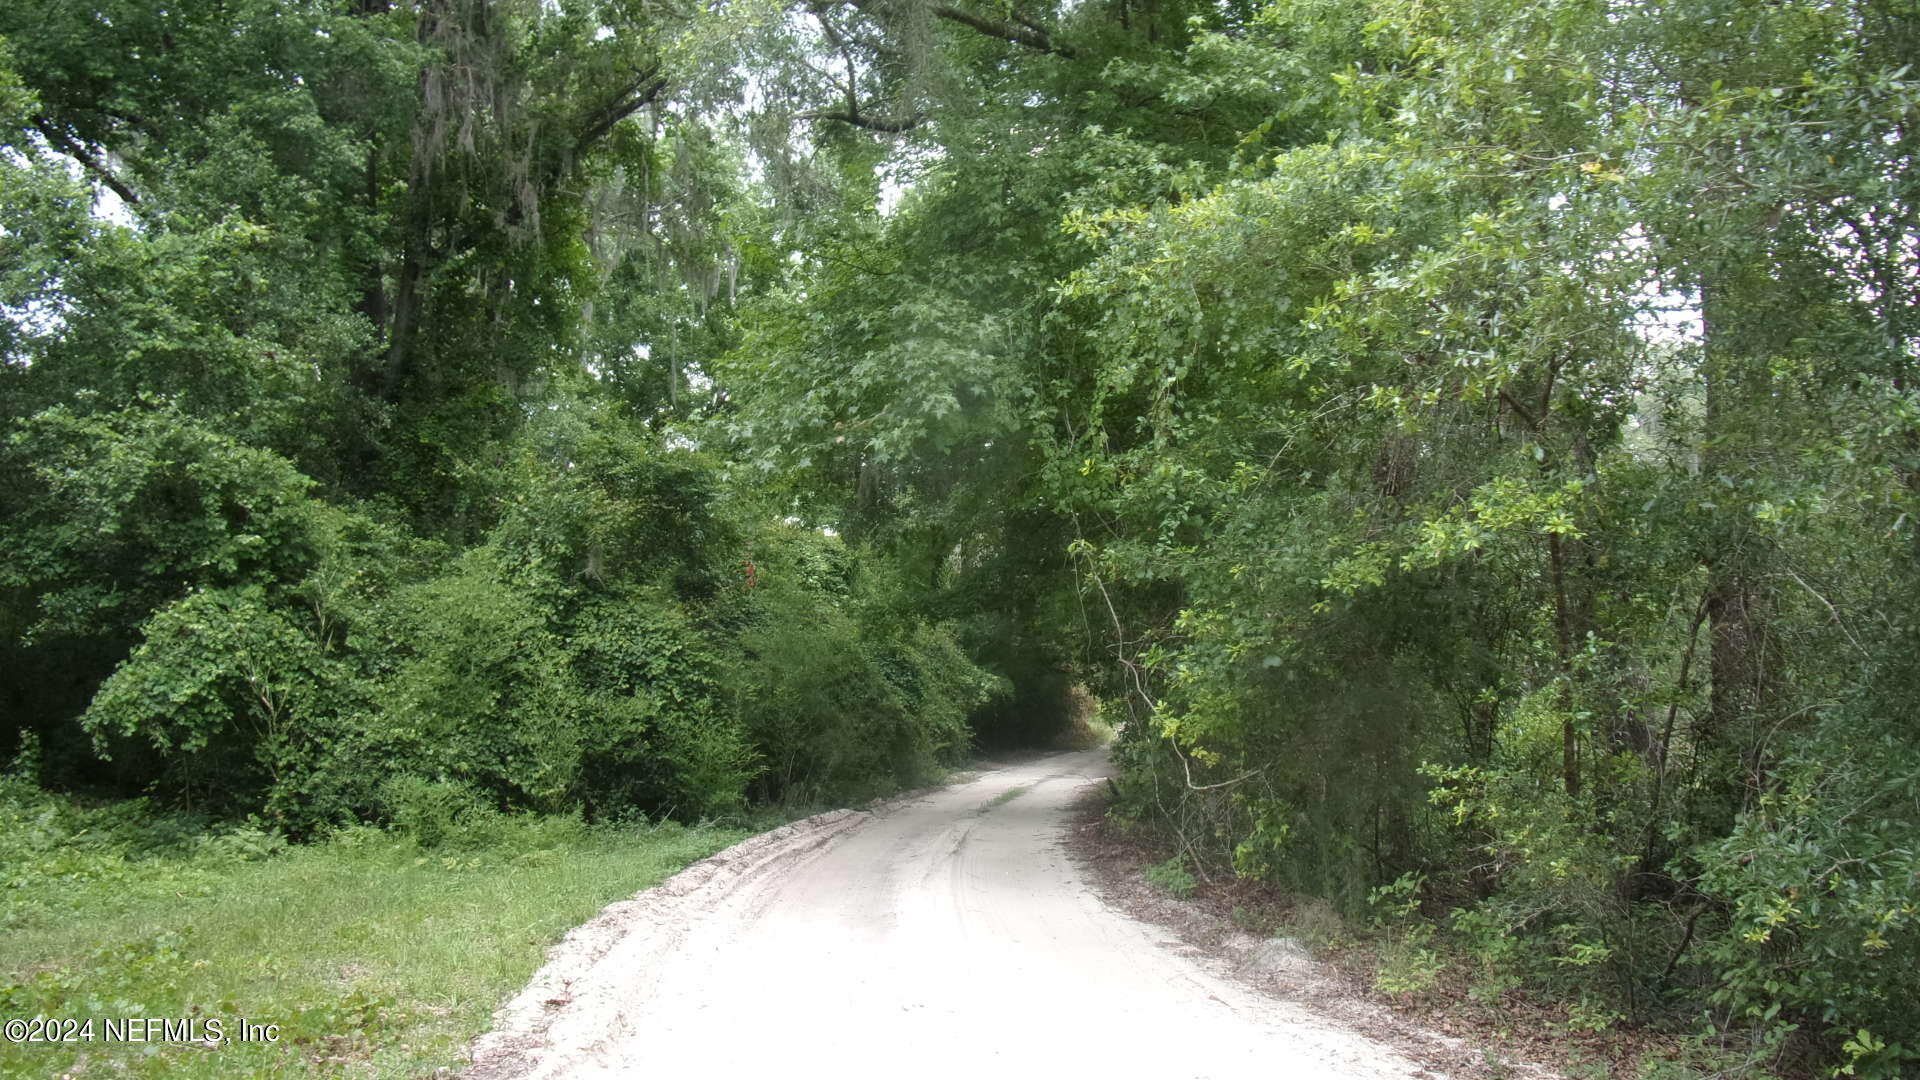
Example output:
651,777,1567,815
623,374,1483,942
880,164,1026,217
1107,804,1797,1080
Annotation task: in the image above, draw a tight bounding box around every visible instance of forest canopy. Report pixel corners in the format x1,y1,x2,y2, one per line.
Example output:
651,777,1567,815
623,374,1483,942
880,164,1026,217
4,0,1919,1073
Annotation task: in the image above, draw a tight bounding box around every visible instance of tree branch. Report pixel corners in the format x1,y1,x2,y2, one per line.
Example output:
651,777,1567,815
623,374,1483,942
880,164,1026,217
929,4,1075,57
1497,388,1540,431
570,68,670,164
811,8,864,116
32,119,142,208
798,108,923,132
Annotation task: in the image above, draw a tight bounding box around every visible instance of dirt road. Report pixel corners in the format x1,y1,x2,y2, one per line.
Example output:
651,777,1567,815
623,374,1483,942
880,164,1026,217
468,749,1430,1079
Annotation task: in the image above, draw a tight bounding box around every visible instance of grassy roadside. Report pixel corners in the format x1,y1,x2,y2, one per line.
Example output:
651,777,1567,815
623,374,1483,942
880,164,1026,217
1085,806,1778,1080
1,778,746,1079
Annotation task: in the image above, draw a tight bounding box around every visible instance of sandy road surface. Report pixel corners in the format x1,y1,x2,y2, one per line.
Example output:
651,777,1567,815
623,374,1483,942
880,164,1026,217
468,750,1430,1080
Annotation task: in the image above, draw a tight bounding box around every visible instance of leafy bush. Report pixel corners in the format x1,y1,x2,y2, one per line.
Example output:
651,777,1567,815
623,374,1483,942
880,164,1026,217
82,586,358,826
1694,705,1920,1078
378,775,504,850
731,590,913,803
728,548,998,805
561,593,755,820
375,552,592,809
191,822,290,864
481,402,734,601
1,401,319,639
1146,855,1197,899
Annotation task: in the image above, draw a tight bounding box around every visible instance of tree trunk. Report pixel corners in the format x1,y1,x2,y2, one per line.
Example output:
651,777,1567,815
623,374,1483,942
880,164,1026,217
1697,277,1765,826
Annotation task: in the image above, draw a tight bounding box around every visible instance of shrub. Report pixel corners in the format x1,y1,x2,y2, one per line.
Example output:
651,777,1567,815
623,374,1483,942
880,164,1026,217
724,530,1002,806
730,589,993,804
372,552,595,811
1694,706,1920,1078
378,775,503,850
1146,856,1197,899
562,594,755,820
82,586,359,828
2,401,319,640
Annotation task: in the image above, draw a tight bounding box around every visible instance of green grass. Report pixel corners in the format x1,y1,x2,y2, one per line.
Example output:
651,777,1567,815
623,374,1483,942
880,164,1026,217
983,784,1030,811
1143,855,1197,899
0,779,746,1078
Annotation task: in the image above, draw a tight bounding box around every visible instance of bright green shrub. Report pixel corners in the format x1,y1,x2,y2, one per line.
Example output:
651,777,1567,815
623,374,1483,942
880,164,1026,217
1694,706,1920,1078
562,594,755,820
728,539,1000,805
481,401,734,601
878,622,1002,767
1,401,319,639
372,552,596,811
1146,855,1198,898
381,411,762,820
378,775,505,850
364,554,755,822
731,585,915,803
81,586,360,827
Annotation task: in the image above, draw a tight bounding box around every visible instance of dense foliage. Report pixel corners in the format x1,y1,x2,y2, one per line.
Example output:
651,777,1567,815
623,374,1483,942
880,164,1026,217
716,0,1920,1071
0,1,1003,832
5,0,1919,1073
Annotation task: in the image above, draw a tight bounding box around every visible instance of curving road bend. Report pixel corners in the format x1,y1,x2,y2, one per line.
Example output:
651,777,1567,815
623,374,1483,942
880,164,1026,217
468,749,1428,1080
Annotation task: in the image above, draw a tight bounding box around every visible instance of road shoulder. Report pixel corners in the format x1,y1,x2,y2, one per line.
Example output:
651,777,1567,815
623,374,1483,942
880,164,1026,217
1063,785,1561,1080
